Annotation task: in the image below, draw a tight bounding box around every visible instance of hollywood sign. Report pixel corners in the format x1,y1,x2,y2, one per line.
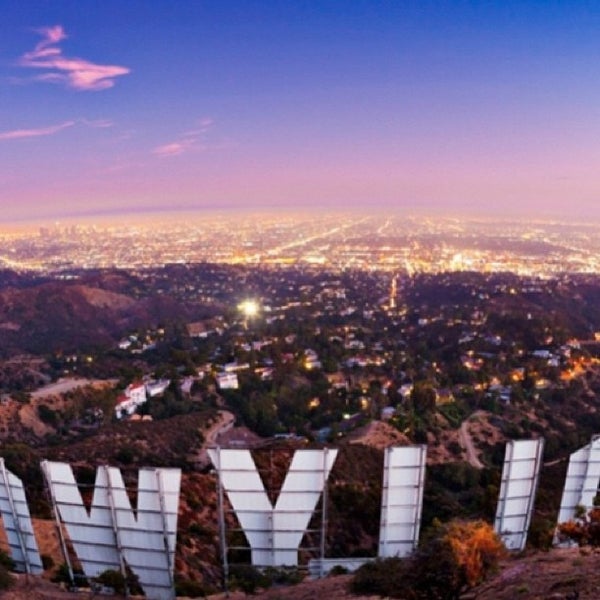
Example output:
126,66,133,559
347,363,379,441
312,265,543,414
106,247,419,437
0,437,598,599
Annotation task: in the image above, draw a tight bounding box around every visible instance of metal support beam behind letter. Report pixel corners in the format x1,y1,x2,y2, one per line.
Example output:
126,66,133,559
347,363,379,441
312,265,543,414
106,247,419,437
104,465,129,594
494,438,544,551
378,445,427,558
556,435,600,545
0,459,43,574
209,448,337,567
214,448,230,595
42,461,180,600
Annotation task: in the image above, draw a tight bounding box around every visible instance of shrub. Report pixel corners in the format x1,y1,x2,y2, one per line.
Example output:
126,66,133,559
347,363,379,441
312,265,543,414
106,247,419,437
262,566,304,585
94,570,124,594
92,567,141,596
328,564,349,576
557,505,600,546
0,565,14,590
228,564,271,594
0,550,14,571
351,558,405,596
175,577,212,597
41,554,55,570
527,515,555,550
351,519,505,599
414,519,506,597
115,446,136,465
52,562,70,585
37,404,58,426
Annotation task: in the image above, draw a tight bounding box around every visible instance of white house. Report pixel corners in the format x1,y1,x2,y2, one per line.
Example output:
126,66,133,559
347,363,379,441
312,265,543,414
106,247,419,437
145,379,170,397
115,382,147,419
217,372,239,390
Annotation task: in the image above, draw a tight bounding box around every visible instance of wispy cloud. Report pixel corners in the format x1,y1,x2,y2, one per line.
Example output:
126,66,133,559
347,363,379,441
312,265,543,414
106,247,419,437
153,118,214,157
81,118,114,128
0,117,114,141
18,25,130,91
0,120,75,140
153,139,197,157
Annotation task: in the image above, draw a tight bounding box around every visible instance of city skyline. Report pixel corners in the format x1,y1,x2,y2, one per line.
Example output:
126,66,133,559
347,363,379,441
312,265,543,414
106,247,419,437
3,2,600,224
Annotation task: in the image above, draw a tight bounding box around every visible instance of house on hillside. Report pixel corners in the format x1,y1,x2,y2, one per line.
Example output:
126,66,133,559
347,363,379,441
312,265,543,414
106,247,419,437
187,318,224,338
115,382,147,419
145,379,170,397
217,372,239,390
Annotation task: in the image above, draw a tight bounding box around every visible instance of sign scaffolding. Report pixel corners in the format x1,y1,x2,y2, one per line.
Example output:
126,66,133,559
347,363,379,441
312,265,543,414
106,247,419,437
0,459,43,574
494,439,544,551
210,447,337,575
556,434,600,544
42,461,180,600
378,445,427,558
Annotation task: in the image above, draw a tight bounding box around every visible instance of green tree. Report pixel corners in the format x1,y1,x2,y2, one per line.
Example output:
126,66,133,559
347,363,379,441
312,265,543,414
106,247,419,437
411,382,437,416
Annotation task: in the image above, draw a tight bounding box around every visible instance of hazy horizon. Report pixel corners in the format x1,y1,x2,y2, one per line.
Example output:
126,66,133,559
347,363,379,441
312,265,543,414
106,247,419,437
5,205,600,232
4,2,600,224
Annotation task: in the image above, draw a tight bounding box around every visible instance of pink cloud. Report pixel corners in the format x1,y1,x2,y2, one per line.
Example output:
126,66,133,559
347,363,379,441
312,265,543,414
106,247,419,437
0,120,75,141
153,118,214,157
153,141,194,157
37,25,67,46
18,25,130,91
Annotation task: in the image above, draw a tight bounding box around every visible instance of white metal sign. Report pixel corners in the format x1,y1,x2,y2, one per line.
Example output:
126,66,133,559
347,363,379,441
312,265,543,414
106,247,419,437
42,461,180,600
556,435,600,532
0,459,43,574
494,438,544,551
209,448,337,566
378,445,427,558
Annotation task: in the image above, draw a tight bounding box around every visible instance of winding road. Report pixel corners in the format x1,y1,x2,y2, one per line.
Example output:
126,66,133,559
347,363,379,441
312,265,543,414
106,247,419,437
459,415,484,469
195,410,235,469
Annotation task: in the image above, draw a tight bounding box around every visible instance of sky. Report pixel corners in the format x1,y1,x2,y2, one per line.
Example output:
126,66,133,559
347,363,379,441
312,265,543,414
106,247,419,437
2,1,600,224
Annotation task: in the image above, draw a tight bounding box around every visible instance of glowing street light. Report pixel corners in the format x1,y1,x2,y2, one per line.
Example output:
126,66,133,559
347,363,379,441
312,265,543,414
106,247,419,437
238,299,259,328
238,299,259,318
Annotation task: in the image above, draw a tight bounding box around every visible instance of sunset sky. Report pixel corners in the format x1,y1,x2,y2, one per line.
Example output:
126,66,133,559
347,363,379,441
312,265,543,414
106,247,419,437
3,1,600,223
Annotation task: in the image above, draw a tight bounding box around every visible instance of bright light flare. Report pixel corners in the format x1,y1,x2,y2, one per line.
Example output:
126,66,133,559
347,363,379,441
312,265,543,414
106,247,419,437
238,299,259,318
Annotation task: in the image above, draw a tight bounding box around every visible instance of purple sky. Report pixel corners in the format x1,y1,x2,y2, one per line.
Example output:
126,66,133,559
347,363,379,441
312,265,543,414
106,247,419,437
2,1,600,223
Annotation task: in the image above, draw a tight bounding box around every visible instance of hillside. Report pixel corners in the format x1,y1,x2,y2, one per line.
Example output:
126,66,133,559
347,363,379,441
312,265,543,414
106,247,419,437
0,275,214,356
1,547,599,599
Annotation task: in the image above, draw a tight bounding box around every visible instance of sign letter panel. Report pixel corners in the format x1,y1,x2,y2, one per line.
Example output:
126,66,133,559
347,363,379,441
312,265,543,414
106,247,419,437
42,461,180,600
209,448,337,566
494,439,544,551
0,459,42,573
378,445,427,558
556,435,600,538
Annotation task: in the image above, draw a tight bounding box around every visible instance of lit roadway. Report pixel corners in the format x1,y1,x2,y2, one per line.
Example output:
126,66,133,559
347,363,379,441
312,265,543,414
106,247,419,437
376,219,391,235
246,217,370,262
